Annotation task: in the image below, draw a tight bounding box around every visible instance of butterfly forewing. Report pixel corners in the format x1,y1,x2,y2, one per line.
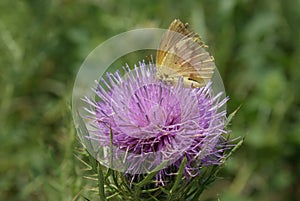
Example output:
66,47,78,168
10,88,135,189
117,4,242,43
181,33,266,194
156,19,216,87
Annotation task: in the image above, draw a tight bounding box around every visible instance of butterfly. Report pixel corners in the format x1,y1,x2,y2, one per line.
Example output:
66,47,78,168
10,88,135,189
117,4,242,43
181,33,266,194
156,19,216,88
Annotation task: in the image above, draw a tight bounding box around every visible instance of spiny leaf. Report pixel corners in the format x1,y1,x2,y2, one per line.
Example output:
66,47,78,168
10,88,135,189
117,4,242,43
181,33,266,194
104,167,112,180
169,157,187,195
74,153,93,170
159,186,171,196
222,137,244,162
226,105,241,127
135,160,169,187
106,192,121,200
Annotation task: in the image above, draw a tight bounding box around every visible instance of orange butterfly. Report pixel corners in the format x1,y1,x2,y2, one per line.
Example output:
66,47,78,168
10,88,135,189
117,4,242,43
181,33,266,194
156,19,215,88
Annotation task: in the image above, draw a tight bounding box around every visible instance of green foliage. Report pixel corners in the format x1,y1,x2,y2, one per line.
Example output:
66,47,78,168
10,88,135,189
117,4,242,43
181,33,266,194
79,136,241,201
0,0,299,200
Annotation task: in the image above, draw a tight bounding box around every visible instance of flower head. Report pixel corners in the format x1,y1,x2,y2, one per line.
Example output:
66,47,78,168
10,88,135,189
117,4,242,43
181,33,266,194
83,61,229,184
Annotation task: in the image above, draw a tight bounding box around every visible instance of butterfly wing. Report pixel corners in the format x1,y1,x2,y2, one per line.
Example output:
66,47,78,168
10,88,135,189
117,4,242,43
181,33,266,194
156,19,215,87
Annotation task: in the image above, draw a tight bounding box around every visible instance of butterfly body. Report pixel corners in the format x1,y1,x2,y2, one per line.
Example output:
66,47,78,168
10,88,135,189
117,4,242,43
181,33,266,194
156,19,216,88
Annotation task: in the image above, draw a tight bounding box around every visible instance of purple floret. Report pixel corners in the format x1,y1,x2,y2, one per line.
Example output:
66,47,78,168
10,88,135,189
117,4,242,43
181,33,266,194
83,61,229,184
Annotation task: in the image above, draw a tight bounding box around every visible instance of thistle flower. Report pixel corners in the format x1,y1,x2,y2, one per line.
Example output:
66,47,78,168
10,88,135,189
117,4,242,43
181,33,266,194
83,61,229,186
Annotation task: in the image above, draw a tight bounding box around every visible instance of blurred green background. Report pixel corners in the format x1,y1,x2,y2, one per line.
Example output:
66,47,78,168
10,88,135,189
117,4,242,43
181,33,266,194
1,0,299,200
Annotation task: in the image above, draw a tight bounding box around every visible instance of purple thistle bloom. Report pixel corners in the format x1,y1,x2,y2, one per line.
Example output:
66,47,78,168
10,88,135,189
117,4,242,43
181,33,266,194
83,61,229,185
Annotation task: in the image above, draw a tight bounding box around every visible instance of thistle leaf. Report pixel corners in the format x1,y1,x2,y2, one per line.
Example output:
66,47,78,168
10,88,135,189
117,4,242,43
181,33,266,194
136,161,169,187
170,157,187,195
226,105,241,127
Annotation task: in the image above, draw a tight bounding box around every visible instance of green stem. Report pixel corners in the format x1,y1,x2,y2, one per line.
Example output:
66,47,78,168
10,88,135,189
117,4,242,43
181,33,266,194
98,164,107,201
